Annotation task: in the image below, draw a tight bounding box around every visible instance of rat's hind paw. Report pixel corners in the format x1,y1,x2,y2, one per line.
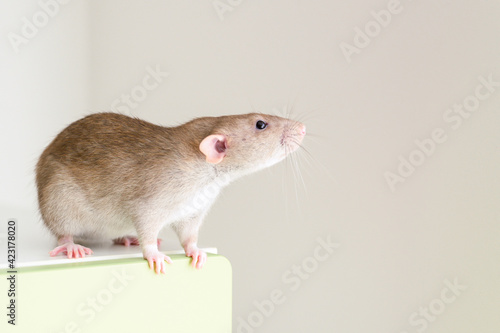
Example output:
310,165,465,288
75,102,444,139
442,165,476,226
49,243,93,259
113,237,162,248
113,236,140,247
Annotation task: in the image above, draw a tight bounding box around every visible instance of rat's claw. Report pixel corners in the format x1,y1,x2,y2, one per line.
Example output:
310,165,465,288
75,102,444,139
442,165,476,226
49,245,66,256
49,242,93,259
186,248,207,269
147,258,154,270
199,252,207,269
144,251,172,274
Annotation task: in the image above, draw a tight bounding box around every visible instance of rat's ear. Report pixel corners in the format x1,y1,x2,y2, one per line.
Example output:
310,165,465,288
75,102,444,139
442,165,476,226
199,134,227,164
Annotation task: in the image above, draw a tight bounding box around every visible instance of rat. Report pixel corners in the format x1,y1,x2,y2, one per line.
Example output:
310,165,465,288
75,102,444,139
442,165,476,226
36,112,306,273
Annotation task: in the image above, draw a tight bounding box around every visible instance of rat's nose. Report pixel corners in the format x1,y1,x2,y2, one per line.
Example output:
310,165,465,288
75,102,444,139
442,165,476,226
298,124,306,136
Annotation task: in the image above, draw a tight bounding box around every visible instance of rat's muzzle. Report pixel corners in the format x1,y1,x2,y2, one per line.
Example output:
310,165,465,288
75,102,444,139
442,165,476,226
282,121,306,153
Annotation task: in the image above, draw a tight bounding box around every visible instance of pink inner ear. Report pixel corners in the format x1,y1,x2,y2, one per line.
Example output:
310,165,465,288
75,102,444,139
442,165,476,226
215,139,226,153
199,134,226,164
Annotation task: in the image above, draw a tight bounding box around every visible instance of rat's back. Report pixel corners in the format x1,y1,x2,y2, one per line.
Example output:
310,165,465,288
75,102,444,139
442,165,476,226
40,113,172,165
35,113,176,238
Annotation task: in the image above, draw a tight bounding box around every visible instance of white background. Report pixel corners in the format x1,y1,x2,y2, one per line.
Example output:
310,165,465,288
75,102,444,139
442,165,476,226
1,1,499,332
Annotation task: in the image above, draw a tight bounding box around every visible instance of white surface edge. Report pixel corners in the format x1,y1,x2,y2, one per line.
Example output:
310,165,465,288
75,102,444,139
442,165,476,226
0,247,218,269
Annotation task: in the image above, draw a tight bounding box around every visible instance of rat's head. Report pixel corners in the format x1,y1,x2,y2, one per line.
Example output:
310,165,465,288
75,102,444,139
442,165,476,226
199,113,306,174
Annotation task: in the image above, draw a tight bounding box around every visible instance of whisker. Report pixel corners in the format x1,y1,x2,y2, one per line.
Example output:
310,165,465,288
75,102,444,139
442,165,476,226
283,143,291,219
303,133,326,140
292,152,307,196
295,144,337,184
296,151,315,179
289,153,302,211
286,92,300,120
297,149,316,172
293,108,324,124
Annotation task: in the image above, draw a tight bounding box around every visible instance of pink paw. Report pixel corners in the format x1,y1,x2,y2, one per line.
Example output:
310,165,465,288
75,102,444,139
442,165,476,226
144,250,173,274
49,243,93,259
113,236,140,247
185,247,207,269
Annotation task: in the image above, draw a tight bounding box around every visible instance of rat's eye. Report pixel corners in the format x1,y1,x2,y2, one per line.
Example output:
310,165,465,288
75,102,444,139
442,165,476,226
256,120,268,130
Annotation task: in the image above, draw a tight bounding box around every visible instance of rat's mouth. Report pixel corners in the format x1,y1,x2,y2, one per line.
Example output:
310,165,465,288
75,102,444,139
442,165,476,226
283,137,303,154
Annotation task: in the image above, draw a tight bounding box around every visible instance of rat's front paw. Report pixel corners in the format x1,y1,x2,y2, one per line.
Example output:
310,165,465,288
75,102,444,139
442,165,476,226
143,248,173,274
185,247,207,269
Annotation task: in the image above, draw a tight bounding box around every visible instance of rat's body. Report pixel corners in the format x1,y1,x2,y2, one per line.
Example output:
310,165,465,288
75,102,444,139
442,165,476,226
36,112,305,273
